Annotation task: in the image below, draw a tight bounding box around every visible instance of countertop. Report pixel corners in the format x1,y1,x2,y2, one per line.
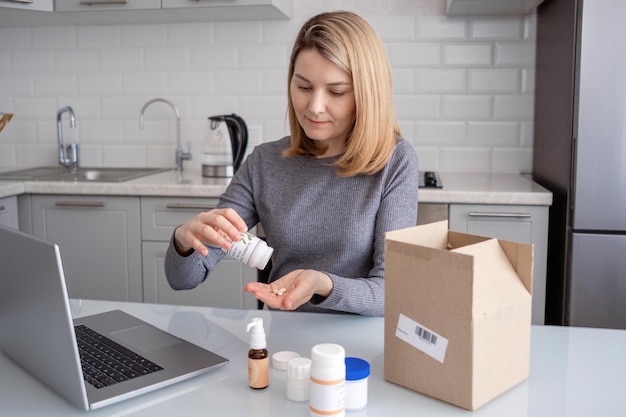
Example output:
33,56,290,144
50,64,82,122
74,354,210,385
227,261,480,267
0,299,622,416
0,169,552,205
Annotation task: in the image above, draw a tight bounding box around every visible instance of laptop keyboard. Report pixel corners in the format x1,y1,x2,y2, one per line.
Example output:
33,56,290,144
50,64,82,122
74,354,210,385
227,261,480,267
75,324,164,389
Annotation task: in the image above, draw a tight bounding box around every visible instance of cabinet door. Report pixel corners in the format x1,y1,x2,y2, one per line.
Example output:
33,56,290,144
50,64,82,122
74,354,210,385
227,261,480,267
141,196,258,309
31,195,142,302
0,0,53,11
142,241,257,309
449,204,549,325
0,196,19,229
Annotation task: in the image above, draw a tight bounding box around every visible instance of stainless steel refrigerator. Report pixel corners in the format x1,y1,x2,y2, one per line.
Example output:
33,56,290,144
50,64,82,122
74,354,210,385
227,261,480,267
533,0,626,328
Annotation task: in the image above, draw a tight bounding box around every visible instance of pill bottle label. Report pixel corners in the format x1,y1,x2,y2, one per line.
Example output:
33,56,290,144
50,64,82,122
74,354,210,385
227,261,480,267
248,357,269,389
309,377,345,417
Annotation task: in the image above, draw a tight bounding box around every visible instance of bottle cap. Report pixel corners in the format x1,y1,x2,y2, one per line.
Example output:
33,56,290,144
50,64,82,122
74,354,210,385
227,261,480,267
272,351,300,370
246,317,266,349
249,240,274,270
345,357,370,380
286,357,311,402
311,343,345,367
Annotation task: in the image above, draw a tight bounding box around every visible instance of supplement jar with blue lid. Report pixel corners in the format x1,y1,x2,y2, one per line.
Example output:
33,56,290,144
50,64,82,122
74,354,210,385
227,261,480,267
345,357,370,411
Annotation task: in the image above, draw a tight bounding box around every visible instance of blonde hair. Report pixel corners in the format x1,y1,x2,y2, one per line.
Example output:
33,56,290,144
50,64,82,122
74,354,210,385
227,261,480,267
284,11,400,177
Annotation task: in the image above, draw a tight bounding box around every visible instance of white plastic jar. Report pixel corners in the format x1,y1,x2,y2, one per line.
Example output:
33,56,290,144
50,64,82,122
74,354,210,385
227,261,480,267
344,357,370,411
286,357,312,402
309,343,345,417
226,232,273,270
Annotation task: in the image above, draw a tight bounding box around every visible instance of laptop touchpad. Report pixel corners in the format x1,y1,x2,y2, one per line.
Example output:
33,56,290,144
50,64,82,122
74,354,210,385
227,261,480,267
112,325,182,353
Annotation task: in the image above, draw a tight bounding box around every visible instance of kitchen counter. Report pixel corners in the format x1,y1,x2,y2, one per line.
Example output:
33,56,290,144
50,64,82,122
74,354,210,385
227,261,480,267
0,299,623,416
0,170,552,205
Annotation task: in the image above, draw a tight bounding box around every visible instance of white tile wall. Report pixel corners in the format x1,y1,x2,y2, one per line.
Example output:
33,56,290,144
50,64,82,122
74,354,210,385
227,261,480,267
0,2,537,174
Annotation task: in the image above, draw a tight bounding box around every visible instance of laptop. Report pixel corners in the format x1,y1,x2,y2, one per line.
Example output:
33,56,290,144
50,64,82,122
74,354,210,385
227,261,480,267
0,225,229,410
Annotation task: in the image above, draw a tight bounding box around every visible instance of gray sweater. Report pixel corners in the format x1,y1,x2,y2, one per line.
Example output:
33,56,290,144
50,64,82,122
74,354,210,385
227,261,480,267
165,136,419,316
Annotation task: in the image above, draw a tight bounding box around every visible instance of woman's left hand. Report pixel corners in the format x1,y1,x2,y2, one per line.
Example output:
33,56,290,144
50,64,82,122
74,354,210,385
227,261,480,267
244,269,333,310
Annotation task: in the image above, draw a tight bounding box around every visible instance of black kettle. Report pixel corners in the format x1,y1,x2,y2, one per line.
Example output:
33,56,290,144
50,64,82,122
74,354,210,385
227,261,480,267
202,114,248,178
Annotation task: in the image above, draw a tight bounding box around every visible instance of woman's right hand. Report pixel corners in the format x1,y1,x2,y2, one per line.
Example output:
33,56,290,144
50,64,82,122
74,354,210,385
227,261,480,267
173,208,248,257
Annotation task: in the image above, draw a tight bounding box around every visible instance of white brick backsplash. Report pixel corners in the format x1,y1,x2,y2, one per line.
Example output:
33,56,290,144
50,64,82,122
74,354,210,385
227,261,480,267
467,121,519,146
123,72,167,96
100,48,144,72
76,25,122,48
392,69,415,94
166,22,214,46
262,70,287,95
413,147,439,171
494,95,534,120
469,69,519,92
0,6,539,174
416,69,466,93
0,27,31,48
0,144,16,166
441,95,492,120
0,50,9,72
239,45,288,70
54,49,99,72
14,97,57,120
190,46,237,70
34,73,78,96
388,43,440,67
79,121,123,144
495,42,535,66
395,95,440,119
470,17,523,40
11,49,54,73
416,16,467,40
443,43,492,66
520,121,534,147
215,71,263,95
145,47,190,71
415,121,466,146
521,68,535,93
215,21,262,44
441,147,491,172
78,73,122,96
122,24,166,47
32,26,76,48
0,74,33,96
167,71,213,96
492,147,532,173
370,16,415,41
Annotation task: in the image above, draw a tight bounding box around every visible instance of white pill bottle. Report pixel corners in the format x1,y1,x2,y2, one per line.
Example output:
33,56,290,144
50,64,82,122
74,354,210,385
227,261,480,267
309,343,345,417
226,231,273,270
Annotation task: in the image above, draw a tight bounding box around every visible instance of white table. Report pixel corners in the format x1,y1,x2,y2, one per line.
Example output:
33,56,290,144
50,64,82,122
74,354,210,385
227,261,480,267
1,299,624,416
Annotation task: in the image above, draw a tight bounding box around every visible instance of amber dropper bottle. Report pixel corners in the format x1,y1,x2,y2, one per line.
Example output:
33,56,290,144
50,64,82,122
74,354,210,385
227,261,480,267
246,318,269,389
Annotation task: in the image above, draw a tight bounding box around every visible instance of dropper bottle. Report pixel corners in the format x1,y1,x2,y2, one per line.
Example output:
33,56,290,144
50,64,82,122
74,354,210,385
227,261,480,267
246,317,269,389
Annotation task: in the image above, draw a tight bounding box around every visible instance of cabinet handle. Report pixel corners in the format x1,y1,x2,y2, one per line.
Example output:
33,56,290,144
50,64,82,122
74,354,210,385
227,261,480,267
0,205,5,211
79,0,128,5
166,203,216,210
6,0,33,3
468,212,531,218
55,201,106,208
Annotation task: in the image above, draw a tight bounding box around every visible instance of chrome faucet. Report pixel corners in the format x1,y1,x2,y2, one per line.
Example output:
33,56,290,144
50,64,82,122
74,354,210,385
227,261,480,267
57,106,79,172
139,98,192,172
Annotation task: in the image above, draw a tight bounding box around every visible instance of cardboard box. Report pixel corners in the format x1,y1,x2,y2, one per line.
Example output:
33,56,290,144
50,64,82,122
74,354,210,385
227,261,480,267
384,221,533,411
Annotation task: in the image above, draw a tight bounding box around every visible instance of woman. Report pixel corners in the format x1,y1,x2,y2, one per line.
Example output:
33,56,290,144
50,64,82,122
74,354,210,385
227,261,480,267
165,11,419,316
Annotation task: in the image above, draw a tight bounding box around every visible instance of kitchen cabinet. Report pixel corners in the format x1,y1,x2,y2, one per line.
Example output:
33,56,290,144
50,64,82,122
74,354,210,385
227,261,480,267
30,195,143,303
445,0,545,15
140,196,257,309
0,195,19,229
0,0,53,11
0,0,291,27
448,203,548,324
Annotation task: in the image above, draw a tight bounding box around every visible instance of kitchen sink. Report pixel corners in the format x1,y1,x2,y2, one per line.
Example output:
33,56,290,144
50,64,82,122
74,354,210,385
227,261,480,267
0,166,171,182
